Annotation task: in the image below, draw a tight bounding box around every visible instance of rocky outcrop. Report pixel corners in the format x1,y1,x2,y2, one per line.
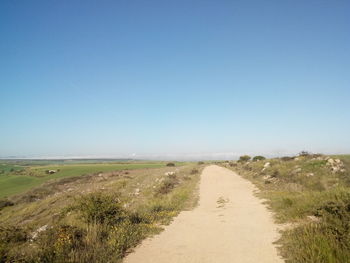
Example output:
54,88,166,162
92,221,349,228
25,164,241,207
326,158,346,173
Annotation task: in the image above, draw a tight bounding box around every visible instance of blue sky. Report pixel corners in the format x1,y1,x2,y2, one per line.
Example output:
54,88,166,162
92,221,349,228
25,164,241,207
1,0,349,159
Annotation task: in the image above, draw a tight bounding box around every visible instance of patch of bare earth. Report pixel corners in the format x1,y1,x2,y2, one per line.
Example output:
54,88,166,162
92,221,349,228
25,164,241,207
124,165,283,263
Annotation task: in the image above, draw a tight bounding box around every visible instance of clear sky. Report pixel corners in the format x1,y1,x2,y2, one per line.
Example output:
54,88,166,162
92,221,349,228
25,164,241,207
1,0,349,159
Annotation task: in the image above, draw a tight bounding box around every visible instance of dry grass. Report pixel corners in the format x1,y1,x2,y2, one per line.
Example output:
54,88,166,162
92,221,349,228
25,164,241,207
0,164,203,262
224,154,350,263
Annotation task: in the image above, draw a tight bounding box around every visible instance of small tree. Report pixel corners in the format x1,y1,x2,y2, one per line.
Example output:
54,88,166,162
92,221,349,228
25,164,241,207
239,155,251,162
252,156,266,162
166,162,175,167
299,151,311,157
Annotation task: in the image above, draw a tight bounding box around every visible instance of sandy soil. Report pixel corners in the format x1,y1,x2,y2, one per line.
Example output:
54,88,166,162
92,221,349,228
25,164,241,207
124,165,284,263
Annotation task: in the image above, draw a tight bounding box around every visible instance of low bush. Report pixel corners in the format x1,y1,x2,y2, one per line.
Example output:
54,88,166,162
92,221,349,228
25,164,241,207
299,151,311,157
252,156,266,162
190,169,199,175
281,192,350,262
281,156,295,161
0,199,14,211
0,225,28,262
75,192,128,224
238,155,251,162
155,177,178,195
166,162,175,167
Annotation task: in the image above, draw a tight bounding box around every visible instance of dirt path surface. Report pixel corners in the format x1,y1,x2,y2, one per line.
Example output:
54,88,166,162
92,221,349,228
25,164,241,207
124,165,283,263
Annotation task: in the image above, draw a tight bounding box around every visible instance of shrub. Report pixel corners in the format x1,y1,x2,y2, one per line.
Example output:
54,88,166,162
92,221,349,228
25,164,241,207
281,156,295,161
299,151,311,157
239,155,251,162
109,220,152,258
155,178,178,195
0,199,14,211
75,193,127,224
166,162,175,167
33,215,154,262
0,225,28,262
32,224,87,262
0,225,28,244
190,169,199,175
198,161,205,165
281,194,350,262
271,170,280,178
252,156,266,162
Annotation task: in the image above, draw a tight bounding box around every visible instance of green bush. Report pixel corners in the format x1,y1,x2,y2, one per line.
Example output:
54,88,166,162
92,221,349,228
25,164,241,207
109,220,151,258
239,155,251,162
281,195,350,262
252,156,266,162
0,225,28,262
76,193,128,224
166,162,175,167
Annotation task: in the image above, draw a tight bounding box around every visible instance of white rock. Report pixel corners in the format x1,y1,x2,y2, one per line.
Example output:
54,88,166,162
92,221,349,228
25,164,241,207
31,225,48,240
327,158,335,165
263,162,271,168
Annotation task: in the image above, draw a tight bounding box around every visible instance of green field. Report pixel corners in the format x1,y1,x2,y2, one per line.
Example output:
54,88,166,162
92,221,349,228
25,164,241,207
0,162,166,198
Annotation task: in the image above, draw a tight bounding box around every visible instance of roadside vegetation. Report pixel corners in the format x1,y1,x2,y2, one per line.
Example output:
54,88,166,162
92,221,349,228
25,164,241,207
0,162,202,262
224,153,350,263
0,161,182,198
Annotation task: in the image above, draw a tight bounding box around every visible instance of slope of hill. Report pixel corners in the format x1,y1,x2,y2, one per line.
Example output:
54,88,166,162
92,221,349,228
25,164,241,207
224,154,350,262
0,163,202,262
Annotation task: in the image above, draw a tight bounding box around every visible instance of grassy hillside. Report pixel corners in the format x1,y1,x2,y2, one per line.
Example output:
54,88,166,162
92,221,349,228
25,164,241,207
0,162,169,198
224,154,350,263
0,162,202,262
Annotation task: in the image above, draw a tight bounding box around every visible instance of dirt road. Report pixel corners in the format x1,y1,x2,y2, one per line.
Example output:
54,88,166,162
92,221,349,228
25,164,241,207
124,165,283,263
